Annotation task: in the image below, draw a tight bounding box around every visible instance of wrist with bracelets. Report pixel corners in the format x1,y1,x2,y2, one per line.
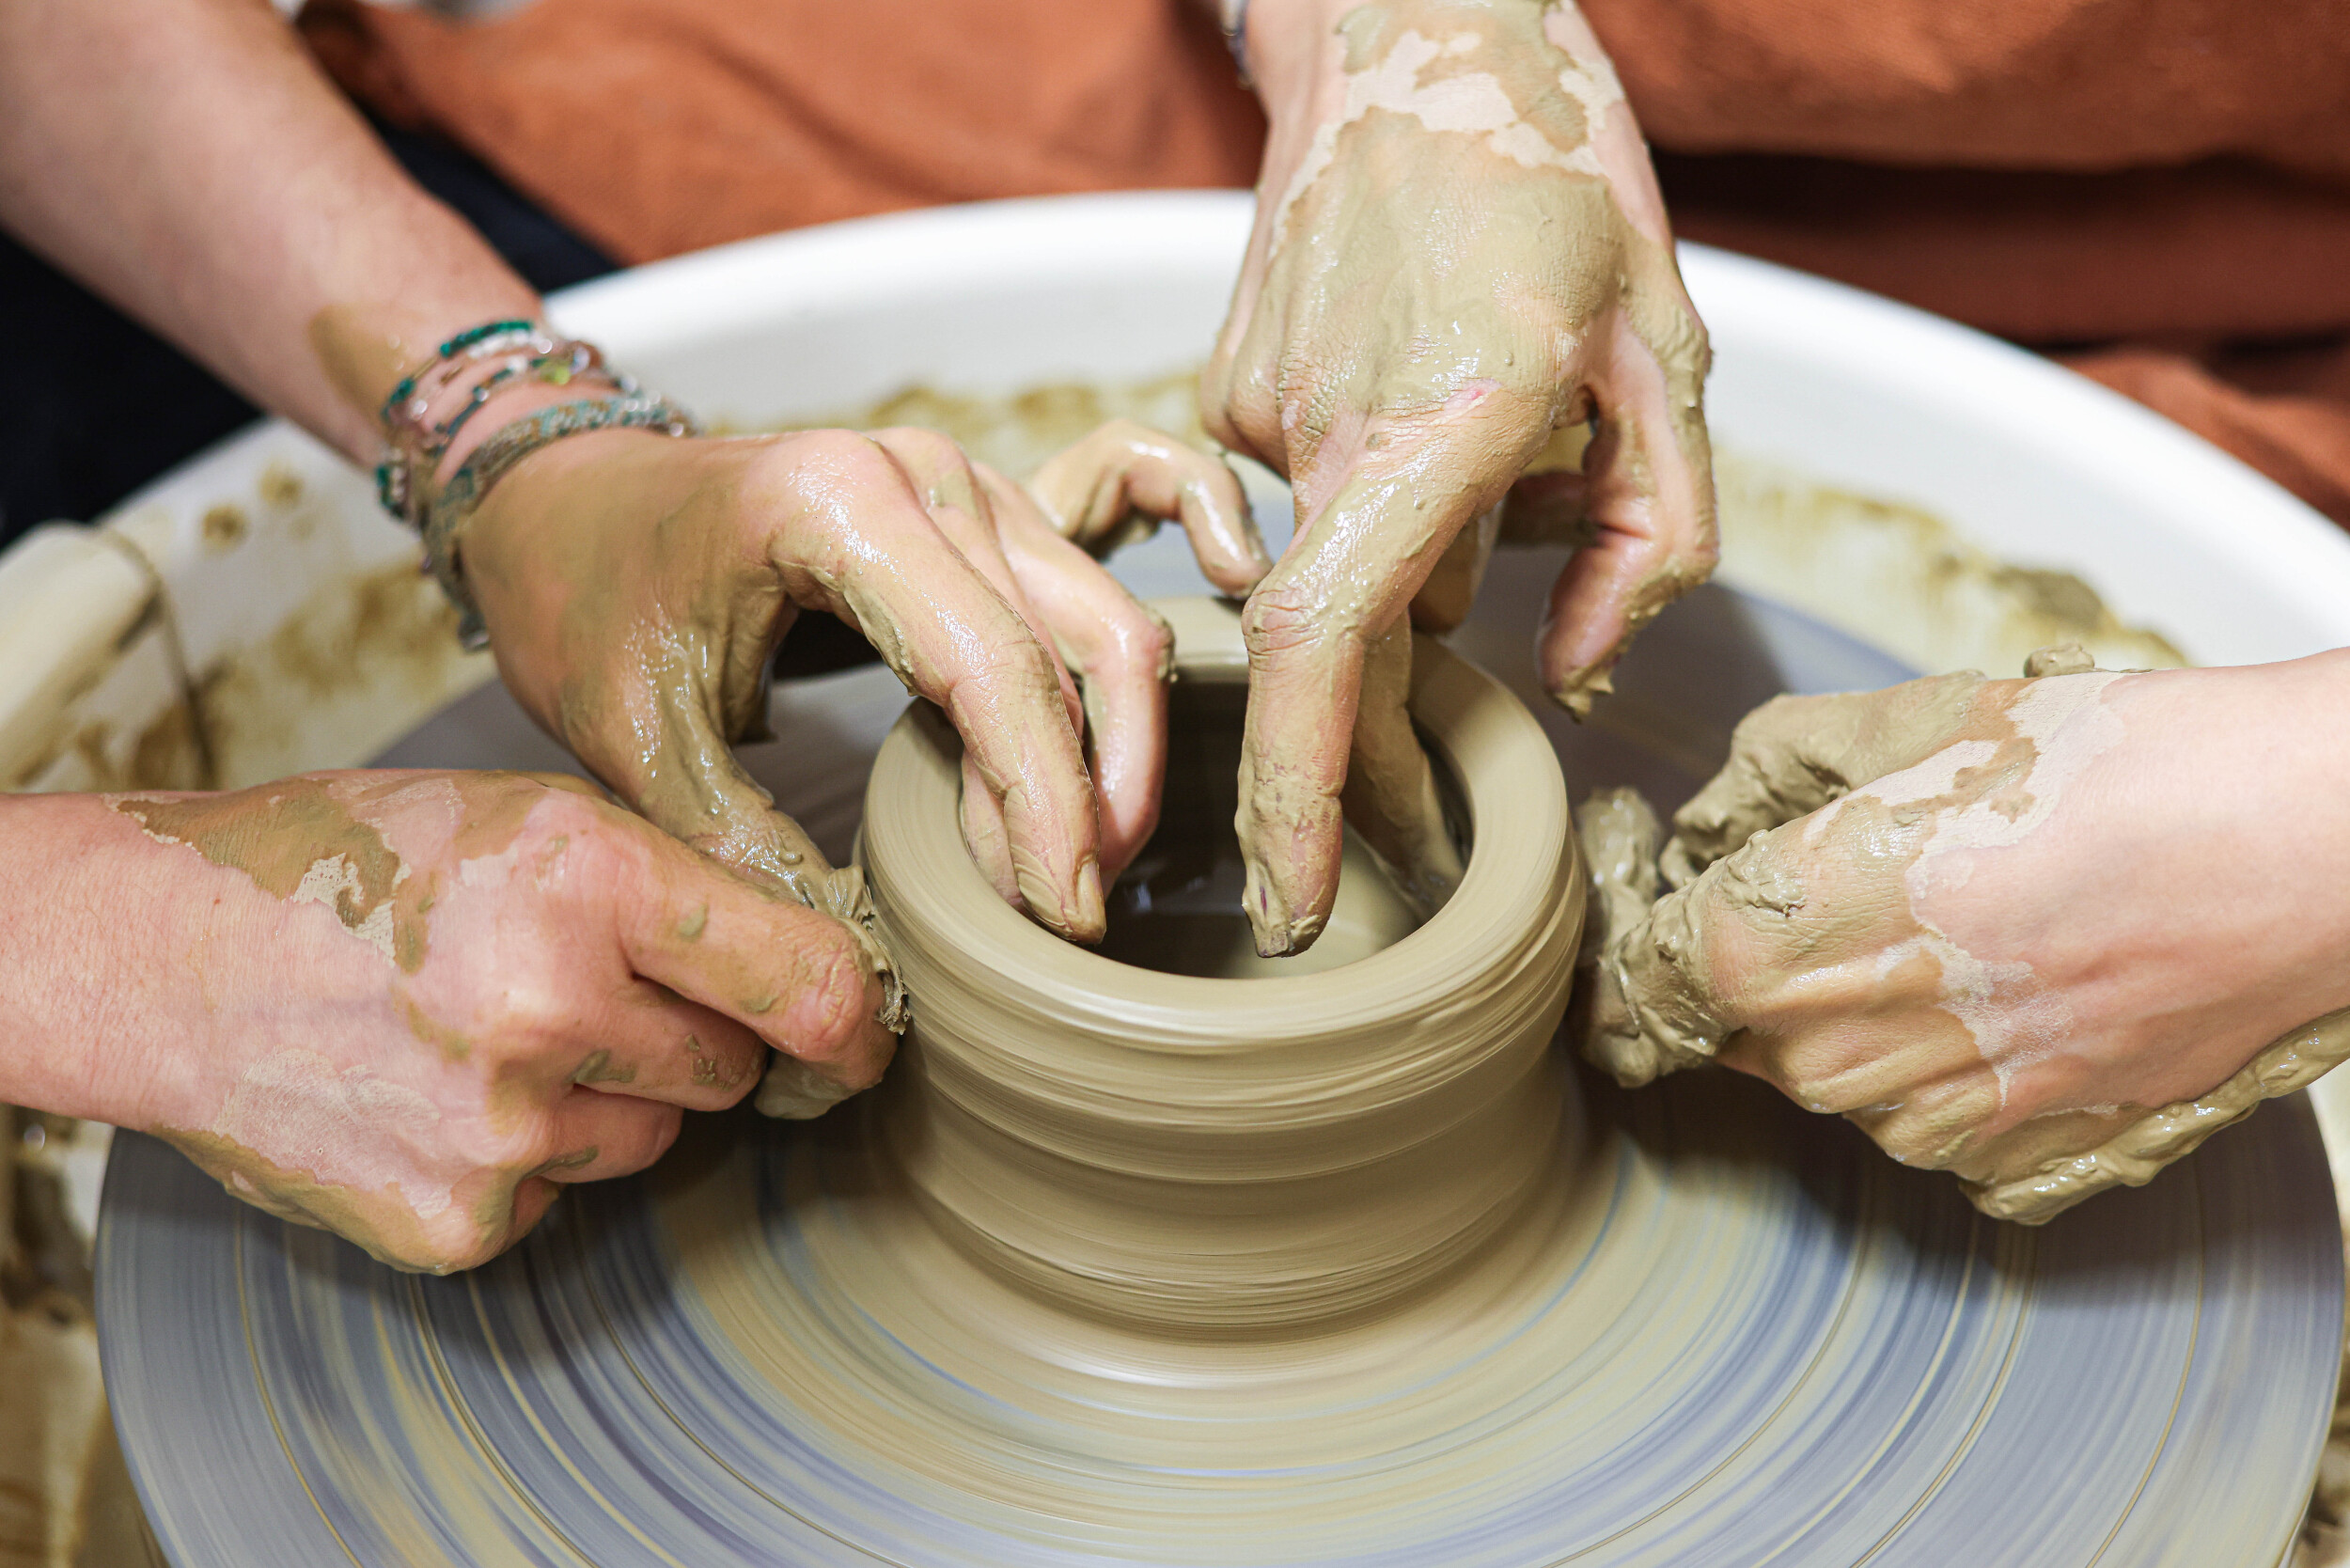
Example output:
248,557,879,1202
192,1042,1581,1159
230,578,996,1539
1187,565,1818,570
372,317,698,651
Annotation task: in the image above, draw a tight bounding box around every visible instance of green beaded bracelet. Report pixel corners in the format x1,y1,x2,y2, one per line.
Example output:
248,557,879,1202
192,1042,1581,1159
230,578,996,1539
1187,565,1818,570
375,318,537,428
373,321,619,526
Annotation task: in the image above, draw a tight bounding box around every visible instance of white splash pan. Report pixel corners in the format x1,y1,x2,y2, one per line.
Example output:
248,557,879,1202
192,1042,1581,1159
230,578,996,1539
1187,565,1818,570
14,190,2349,792
554,190,2350,663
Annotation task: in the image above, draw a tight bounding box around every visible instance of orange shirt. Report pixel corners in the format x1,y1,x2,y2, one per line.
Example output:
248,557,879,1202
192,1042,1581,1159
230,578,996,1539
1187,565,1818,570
306,0,1263,266
309,0,2350,525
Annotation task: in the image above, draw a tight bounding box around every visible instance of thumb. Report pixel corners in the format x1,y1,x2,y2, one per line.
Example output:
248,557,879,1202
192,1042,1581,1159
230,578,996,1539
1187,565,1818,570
617,818,900,1109
592,666,911,1051
635,666,842,904
1580,862,1732,1090
1589,676,1995,1083
1578,813,1806,1090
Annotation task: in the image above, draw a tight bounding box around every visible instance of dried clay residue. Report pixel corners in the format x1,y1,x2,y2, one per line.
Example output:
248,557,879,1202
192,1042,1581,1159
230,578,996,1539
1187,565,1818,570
110,777,431,972
1711,456,2186,678
748,371,1208,483
196,557,487,790
30,697,212,797
1572,656,2350,1226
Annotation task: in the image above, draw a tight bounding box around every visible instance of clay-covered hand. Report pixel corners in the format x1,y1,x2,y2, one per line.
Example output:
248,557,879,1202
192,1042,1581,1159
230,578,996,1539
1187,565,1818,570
1576,649,2350,1222
1206,0,1716,955
459,422,1254,948
1026,416,1273,595
79,770,891,1272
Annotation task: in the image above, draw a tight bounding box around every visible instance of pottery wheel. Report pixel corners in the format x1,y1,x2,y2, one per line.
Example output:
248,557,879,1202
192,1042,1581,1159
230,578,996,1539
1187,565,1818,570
97,582,2342,1566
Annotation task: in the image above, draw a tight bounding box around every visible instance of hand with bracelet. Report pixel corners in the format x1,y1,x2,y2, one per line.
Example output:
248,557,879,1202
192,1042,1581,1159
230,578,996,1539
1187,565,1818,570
367,318,1266,954
0,0,1265,1265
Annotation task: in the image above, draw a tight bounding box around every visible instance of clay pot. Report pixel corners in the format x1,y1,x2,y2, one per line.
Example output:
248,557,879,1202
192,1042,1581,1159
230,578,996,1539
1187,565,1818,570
859,597,1584,1335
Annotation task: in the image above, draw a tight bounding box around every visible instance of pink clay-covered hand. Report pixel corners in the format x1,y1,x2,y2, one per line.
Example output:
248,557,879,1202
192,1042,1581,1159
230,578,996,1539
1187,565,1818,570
0,771,892,1272
1579,651,2350,1222
1208,0,1716,956
457,421,1248,945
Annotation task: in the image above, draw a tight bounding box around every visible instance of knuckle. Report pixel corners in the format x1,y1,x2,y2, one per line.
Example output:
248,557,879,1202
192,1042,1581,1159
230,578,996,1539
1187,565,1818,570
631,1103,685,1163
874,429,983,511
457,1117,555,1175
1646,301,1713,387
1732,693,1814,744
429,1230,509,1275
530,782,617,841
524,792,650,896
474,974,576,1051
1677,306,1715,368
411,1196,523,1273
873,425,960,465
1123,608,1174,674
1222,371,1286,447
803,943,875,1039
571,811,646,884
1674,531,1722,584
1516,306,1586,371
1240,588,1325,661
518,770,608,803
1089,417,1156,463
969,632,1064,698
745,429,882,506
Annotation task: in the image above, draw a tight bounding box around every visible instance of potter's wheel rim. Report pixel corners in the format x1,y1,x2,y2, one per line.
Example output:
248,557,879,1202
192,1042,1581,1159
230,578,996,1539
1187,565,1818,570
80,181,2350,1563
96,1073,2344,1567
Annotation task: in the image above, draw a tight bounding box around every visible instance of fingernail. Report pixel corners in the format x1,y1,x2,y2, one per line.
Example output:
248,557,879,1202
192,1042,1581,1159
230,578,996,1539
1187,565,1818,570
1554,664,1617,721
754,1054,859,1120
1069,856,1107,944
1243,859,1294,957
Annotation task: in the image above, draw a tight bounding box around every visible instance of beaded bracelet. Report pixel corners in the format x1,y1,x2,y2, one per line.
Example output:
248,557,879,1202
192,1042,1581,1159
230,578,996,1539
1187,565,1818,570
377,319,533,423
435,341,609,452
421,393,699,650
375,319,538,523
372,321,623,527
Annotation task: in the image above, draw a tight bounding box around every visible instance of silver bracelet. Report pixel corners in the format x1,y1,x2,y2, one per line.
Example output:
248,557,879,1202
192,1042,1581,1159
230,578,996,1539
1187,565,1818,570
1220,0,1251,83
422,393,699,651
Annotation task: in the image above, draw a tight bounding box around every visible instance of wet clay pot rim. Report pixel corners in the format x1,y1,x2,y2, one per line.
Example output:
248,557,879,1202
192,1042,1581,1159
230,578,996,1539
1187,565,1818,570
858,596,1584,1139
